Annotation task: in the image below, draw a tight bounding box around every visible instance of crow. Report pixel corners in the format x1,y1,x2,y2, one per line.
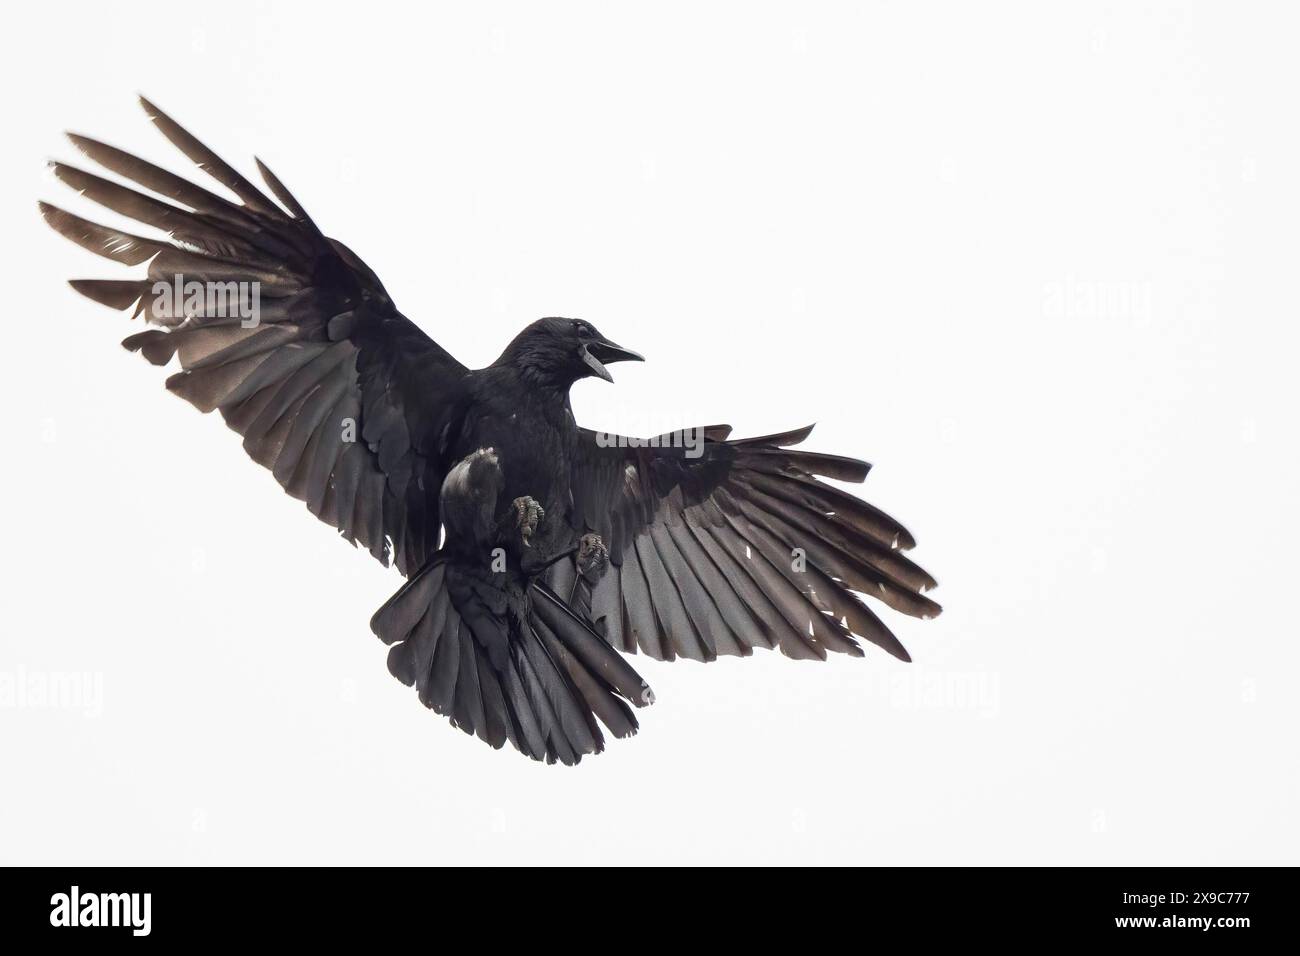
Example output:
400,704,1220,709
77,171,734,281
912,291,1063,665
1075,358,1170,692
43,98,941,765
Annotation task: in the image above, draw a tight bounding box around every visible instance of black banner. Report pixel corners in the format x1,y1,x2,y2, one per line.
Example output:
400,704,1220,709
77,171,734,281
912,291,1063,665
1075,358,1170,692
0,867,1287,942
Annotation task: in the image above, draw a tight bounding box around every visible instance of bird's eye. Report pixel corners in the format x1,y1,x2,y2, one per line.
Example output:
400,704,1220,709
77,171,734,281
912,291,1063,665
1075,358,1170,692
574,321,590,336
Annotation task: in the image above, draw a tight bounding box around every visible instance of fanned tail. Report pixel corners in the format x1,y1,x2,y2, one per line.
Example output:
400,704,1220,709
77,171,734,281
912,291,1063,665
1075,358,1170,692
371,558,652,765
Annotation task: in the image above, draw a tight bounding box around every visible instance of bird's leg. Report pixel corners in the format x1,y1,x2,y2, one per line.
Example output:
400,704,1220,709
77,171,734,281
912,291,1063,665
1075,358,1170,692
577,533,609,583
518,534,608,580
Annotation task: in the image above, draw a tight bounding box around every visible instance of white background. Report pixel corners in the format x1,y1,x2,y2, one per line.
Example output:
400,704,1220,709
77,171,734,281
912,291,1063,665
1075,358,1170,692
2,1,1296,865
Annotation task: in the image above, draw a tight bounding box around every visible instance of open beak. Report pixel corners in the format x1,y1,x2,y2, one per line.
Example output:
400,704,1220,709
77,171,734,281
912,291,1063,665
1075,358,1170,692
581,338,644,383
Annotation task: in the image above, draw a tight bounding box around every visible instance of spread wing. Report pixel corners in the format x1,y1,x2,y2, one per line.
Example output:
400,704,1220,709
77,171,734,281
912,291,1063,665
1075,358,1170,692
553,424,941,662
42,97,466,575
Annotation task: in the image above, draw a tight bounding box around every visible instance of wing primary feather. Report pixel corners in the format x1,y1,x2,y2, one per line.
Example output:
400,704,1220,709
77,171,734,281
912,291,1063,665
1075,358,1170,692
138,96,281,216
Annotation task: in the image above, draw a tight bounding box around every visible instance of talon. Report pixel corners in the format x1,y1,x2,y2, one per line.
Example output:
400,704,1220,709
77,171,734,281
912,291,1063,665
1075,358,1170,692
511,496,545,548
578,532,609,581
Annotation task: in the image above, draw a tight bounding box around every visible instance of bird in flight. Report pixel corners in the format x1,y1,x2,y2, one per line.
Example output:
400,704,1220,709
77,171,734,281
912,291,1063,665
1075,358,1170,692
43,98,941,765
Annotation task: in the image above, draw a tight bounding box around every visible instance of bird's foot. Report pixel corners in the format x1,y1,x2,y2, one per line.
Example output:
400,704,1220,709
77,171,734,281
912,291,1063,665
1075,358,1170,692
577,532,609,582
511,496,546,548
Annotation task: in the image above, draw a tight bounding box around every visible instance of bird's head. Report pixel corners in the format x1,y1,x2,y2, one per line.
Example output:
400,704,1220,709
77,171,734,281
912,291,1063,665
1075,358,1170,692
499,317,644,387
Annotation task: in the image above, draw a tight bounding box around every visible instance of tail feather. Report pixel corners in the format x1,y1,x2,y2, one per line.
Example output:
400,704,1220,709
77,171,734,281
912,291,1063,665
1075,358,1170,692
371,558,652,765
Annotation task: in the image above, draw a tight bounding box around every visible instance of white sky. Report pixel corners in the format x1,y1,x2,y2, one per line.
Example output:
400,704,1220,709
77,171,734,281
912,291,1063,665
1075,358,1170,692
2,1,1296,864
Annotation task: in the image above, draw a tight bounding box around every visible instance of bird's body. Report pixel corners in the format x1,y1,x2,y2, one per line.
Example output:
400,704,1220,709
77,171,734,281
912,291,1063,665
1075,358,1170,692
44,98,942,764
451,366,577,543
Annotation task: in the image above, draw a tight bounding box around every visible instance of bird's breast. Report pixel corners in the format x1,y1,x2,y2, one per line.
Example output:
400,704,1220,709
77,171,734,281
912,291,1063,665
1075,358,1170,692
454,406,576,521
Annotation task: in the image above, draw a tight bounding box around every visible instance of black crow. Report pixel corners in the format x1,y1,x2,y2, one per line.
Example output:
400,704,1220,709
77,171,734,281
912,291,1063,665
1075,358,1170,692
43,98,941,764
